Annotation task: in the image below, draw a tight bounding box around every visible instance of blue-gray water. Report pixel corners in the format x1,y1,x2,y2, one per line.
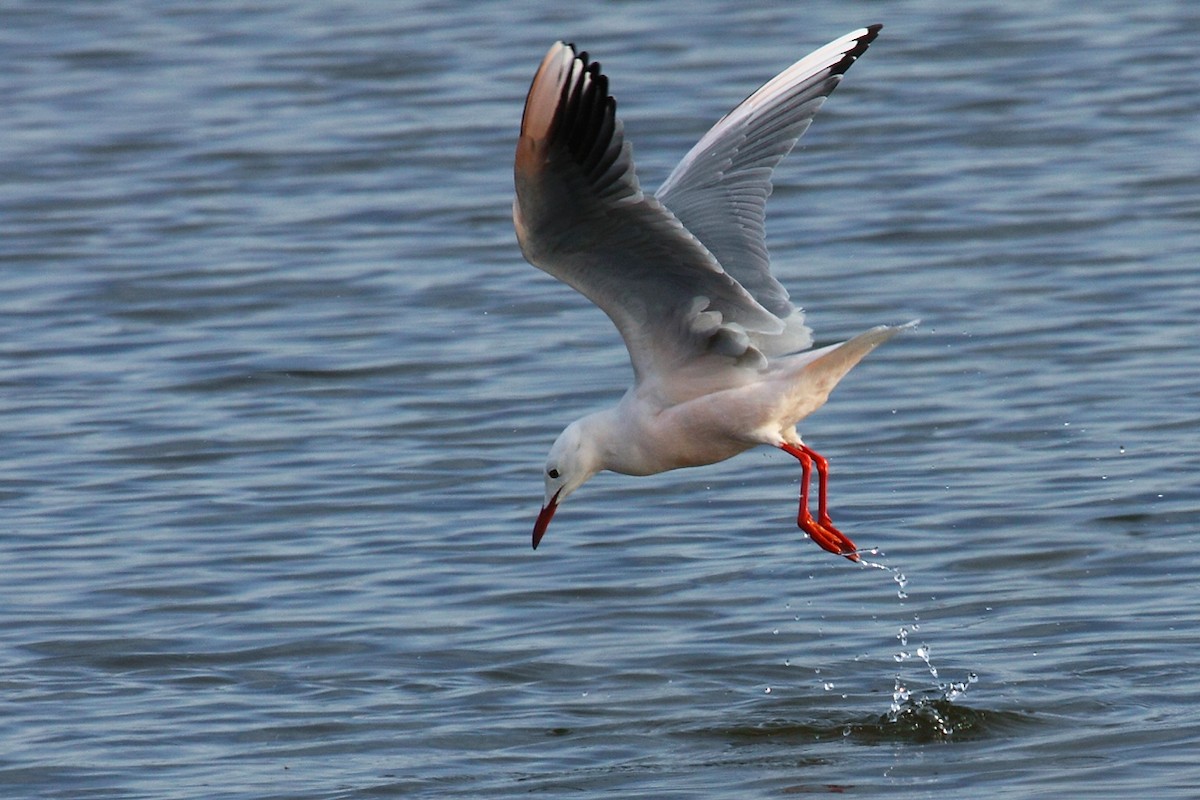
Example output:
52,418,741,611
3,1,1198,797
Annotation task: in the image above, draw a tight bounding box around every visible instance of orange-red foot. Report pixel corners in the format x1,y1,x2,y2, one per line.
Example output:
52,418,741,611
799,513,860,562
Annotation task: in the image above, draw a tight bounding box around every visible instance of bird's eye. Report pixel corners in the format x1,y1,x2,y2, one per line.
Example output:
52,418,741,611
547,468,560,479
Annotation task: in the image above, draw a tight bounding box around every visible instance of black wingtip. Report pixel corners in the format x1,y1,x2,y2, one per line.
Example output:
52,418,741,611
829,24,883,78
854,24,883,54
547,42,626,190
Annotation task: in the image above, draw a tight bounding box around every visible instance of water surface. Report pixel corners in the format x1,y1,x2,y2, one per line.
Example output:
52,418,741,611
2,1,1199,797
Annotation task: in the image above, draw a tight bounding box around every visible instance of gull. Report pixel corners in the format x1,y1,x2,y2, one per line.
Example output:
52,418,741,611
514,25,913,561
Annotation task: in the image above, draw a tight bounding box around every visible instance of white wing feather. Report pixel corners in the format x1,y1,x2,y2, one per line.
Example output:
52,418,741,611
656,26,881,355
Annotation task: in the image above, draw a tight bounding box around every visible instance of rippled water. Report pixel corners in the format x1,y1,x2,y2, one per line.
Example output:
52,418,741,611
3,1,1199,797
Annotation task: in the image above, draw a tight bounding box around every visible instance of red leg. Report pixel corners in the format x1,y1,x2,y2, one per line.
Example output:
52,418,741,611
798,444,835,529
779,443,859,562
788,443,817,528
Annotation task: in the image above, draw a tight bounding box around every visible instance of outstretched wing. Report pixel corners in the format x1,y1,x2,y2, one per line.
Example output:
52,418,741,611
655,25,881,352
514,42,788,389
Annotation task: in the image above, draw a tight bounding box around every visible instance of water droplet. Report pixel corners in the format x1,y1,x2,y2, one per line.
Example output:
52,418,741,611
764,686,772,694
823,682,835,691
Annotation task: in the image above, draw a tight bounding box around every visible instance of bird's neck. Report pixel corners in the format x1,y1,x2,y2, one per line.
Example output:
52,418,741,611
575,399,673,477
569,405,630,476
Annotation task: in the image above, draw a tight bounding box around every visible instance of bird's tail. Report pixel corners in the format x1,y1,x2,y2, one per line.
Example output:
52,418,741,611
792,320,918,401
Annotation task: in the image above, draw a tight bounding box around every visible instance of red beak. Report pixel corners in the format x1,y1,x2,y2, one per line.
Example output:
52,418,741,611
532,488,561,549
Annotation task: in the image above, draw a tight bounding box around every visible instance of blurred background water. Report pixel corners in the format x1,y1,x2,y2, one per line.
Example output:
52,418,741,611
2,0,1198,797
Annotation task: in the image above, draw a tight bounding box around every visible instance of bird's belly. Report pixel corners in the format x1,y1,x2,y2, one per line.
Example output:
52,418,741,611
609,435,751,476
608,398,761,476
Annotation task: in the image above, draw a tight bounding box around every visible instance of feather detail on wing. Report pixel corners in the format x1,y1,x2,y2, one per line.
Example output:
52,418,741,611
655,25,881,356
514,42,787,390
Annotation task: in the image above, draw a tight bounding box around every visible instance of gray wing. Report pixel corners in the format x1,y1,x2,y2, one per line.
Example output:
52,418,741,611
655,26,881,352
514,42,787,391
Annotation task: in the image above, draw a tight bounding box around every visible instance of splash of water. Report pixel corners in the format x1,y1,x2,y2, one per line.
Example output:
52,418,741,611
854,548,907,600
854,547,978,726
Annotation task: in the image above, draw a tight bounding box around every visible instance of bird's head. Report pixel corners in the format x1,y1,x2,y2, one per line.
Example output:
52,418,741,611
532,419,602,549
